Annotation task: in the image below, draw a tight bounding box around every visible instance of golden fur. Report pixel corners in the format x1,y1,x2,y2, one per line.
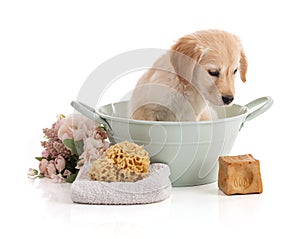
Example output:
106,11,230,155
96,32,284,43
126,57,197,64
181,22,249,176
129,29,248,121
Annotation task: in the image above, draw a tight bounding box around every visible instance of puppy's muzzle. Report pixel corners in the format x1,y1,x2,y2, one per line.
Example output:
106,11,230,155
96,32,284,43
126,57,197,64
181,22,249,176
222,95,234,105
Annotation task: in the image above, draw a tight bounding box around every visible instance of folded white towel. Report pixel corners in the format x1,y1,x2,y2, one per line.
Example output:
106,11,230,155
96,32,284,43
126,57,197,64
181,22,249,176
71,163,171,205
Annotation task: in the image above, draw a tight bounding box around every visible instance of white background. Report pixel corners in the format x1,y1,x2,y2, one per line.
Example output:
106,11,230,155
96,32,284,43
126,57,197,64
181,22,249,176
1,0,299,238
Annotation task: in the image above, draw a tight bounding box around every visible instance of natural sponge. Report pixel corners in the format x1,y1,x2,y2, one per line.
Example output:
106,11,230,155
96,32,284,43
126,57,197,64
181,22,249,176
105,141,150,174
88,141,150,182
89,156,145,182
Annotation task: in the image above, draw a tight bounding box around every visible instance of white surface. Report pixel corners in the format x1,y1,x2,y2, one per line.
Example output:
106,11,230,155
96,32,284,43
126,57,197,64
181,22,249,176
1,0,300,238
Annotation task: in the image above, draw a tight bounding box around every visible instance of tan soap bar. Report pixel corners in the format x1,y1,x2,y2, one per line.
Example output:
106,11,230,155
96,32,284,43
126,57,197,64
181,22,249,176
218,154,263,195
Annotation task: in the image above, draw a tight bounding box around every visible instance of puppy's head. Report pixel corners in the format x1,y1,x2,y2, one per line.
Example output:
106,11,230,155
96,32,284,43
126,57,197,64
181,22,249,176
170,29,248,106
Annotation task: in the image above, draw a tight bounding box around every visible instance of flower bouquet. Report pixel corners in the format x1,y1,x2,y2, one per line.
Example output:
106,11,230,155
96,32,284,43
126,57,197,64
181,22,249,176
28,114,110,183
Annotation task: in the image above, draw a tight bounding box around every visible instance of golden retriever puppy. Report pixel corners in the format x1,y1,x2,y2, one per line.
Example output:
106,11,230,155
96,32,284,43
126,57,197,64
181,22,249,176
129,29,248,121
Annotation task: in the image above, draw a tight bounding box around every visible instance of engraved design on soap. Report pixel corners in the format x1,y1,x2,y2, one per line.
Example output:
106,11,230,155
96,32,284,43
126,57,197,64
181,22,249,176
233,177,250,188
232,169,253,190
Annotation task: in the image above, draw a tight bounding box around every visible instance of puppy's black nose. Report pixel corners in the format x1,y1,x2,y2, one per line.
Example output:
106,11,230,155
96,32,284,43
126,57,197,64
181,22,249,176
222,95,234,105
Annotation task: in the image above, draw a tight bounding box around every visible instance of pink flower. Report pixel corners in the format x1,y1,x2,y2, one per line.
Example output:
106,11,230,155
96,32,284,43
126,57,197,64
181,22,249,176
27,168,37,178
54,155,66,173
63,169,72,177
45,163,57,178
41,150,49,159
39,158,49,174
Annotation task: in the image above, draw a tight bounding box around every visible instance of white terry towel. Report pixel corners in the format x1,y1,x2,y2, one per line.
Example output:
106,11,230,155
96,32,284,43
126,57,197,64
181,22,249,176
71,163,171,205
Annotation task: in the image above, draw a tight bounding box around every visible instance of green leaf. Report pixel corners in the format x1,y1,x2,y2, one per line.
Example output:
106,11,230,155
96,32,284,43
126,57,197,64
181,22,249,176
36,156,53,161
74,140,84,156
33,169,39,175
98,125,106,132
65,155,79,173
68,154,79,163
63,139,78,155
35,157,44,161
65,162,77,173
66,172,78,183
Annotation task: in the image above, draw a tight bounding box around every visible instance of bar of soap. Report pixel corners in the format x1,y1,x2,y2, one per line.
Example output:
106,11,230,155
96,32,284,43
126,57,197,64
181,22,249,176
218,154,263,195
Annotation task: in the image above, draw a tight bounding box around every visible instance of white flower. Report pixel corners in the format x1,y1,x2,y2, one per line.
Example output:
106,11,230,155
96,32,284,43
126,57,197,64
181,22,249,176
103,141,110,150
75,159,84,169
81,138,101,163
57,114,97,141
80,136,110,164
54,114,65,131
86,137,104,149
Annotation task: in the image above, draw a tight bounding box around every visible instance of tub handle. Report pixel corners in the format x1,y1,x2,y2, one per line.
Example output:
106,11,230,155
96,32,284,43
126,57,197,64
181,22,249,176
240,96,273,129
70,101,114,138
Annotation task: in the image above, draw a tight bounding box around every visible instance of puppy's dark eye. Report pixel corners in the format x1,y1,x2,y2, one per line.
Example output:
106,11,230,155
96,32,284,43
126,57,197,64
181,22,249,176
233,68,238,74
208,70,219,77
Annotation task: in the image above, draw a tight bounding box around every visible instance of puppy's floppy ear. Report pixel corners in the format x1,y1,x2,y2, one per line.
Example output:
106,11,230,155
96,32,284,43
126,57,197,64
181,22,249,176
239,49,248,82
170,36,202,83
